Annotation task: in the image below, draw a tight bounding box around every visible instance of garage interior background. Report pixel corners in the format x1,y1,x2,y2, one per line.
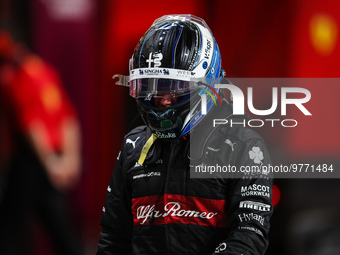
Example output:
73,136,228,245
1,0,340,254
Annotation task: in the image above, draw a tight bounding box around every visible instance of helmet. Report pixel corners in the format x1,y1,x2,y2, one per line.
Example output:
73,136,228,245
128,14,224,139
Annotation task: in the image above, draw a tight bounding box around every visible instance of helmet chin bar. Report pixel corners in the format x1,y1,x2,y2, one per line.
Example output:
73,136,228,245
136,96,193,140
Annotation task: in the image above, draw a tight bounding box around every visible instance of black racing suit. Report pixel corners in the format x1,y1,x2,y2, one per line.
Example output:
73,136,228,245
97,104,273,255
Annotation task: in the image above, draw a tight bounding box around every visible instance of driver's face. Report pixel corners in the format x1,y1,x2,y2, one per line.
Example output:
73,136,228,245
154,94,178,107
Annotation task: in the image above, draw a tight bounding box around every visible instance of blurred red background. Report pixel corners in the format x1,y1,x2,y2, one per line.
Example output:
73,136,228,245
1,0,340,254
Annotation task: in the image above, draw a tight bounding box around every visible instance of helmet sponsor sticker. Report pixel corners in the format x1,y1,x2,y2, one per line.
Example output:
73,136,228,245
130,68,204,81
146,52,163,68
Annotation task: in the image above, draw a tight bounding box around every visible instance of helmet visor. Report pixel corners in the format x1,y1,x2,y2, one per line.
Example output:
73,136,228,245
130,78,200,99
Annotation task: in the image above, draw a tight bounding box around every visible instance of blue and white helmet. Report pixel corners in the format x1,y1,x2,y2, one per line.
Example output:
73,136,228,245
117,14,224,139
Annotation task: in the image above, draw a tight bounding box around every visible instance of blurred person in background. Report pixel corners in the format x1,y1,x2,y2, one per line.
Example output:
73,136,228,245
0,30,83,255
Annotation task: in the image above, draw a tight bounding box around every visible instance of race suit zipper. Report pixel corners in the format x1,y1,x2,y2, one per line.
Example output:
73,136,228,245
165,140,177,255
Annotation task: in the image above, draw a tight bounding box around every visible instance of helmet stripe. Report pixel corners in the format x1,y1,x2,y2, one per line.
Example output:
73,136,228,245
200,88,217,106
171,23,183,68
139,26,156,68
203,83,222,105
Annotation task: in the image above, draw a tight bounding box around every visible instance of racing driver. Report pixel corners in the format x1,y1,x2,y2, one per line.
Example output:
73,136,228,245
97,14,273,255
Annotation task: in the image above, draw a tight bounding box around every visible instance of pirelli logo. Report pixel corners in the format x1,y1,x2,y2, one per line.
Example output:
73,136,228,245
239,201,271,212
